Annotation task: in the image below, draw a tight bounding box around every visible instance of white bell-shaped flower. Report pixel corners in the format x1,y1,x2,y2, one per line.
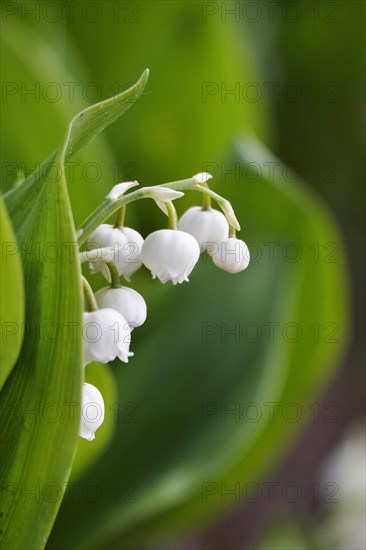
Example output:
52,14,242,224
88,224,143,282
95,286,147,330
79,382,105,441
211,237,250,273
141,229,200,285
178,206,229,253
83,308,133,366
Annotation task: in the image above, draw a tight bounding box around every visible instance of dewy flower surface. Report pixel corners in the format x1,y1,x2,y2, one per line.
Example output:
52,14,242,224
211,237,250,273
95,286,147,330
83,308,133,365
178,206,229,252
141,229,200,284
88,224,143,282
79,382,105,441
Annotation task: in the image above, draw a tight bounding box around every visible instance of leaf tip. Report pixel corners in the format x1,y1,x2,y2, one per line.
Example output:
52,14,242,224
139,68,150,88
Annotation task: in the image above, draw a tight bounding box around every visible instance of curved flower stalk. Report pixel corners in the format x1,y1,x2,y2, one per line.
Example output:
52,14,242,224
77,173,241,246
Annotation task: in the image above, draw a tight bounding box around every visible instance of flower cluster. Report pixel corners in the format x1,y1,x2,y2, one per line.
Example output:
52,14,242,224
178,209,250,274
79,173,249,441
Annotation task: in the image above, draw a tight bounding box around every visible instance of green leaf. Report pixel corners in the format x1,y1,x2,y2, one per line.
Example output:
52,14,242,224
47,139,349,549
63,68,149,162
0,150,83,550
0,196,24,389
4,69,149,230
0,72,149,549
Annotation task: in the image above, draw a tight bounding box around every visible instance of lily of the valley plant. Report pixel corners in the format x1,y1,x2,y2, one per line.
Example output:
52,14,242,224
79,171,250,440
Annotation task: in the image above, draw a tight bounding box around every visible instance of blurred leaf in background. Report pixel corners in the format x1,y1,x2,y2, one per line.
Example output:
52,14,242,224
1,0,268,228
263,0,364,367
0,196,24,389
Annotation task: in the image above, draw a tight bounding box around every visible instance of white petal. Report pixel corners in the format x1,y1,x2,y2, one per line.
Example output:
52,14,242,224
141,186,184,201
178,206,229,252
80,247,115,264
153,200,169,215
211,238,250,273
107,181,139,199
83,308,132,366
95,286,147,329
88,225,143,282
141,229,200,285
79,383,105,441
192,172,213,184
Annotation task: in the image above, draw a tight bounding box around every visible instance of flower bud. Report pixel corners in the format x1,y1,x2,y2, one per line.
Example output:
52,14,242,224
95,286,147,330
178,206,229,253
211,238,250,273
83,308,133,366
88,224,143,282
141,229,200,285
79,382,105,441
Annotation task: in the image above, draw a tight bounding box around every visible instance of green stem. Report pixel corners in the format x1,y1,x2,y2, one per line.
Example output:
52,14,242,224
82,276,98,311
114,205,126,228
165,201,178,229
229,226,236,238
106,261,121,288
200,181,211,210
77,177,240,246
77,178,192,245
202,193,211,210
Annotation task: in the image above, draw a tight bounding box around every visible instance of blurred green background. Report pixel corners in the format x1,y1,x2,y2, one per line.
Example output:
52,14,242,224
1,1,364,548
